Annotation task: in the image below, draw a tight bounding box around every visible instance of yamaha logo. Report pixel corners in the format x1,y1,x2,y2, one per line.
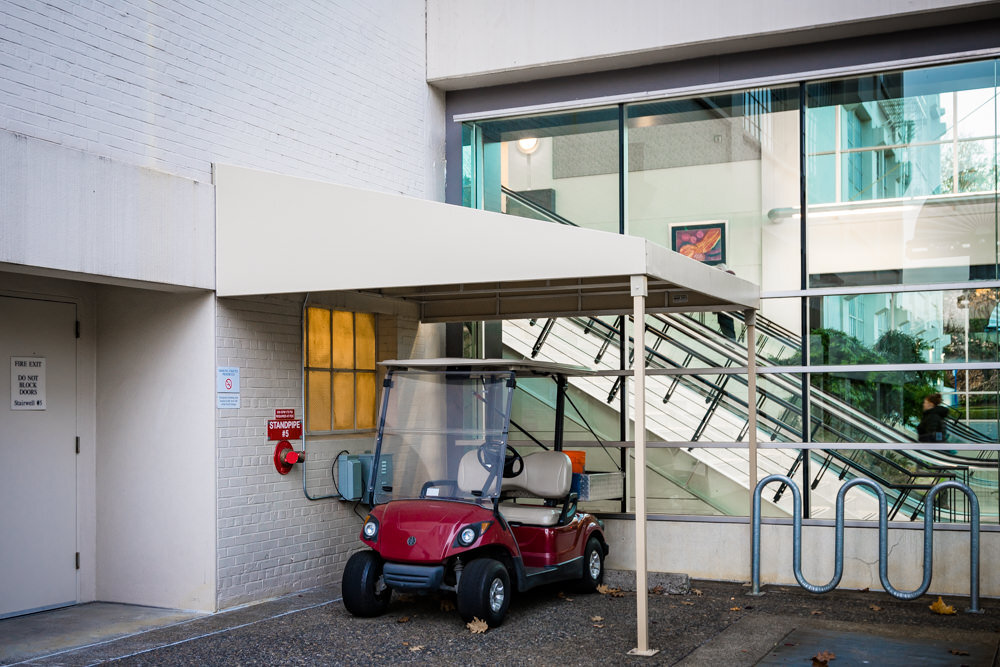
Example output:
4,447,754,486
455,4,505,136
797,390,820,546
407,536,416,546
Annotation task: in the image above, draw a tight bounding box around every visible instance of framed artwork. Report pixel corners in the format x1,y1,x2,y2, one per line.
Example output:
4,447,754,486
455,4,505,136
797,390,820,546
670,221,727,266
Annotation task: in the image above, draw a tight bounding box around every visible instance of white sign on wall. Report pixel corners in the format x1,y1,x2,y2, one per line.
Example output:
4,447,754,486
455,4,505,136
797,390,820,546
216,366,240,409
11,357,46,410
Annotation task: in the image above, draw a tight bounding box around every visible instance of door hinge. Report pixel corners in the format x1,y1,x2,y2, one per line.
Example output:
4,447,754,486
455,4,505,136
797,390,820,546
75,552,80,570
75,436,80,454
75,321,80,338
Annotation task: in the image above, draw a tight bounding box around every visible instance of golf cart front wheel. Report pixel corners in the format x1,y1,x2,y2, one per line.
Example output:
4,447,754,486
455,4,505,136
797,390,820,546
457,558,511,627
576,536,604,593
342,550,392,617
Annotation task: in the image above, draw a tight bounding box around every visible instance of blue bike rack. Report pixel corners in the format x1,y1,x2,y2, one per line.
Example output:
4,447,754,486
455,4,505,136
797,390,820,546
750,474,981,613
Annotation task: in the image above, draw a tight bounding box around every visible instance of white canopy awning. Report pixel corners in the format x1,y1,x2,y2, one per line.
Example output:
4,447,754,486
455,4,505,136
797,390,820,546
216,164,760,657
215,165,758,319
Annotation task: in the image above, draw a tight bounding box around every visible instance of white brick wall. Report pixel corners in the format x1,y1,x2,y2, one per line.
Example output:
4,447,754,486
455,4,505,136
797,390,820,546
2,0,445,610
216,296,441,608
216,296,319,607
0,0,439,199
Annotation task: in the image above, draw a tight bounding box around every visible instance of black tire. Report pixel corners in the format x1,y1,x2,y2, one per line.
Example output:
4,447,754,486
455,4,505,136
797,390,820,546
575,536,604,593
342,550,391,617
457,558,511,627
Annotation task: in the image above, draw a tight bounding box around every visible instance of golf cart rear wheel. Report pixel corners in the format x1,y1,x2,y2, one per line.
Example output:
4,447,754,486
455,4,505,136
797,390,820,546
342,550,392,617
575,536,604,593
457,558,511,627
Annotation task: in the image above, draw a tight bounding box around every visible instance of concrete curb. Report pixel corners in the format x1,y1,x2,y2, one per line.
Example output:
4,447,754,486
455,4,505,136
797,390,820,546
604,569,690,594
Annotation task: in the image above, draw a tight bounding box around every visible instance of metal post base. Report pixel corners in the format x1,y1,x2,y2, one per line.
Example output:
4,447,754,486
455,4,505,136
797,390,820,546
628,648,660,657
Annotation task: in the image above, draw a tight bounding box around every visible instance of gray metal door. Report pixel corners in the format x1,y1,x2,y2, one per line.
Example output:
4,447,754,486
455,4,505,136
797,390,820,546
0,295,77,618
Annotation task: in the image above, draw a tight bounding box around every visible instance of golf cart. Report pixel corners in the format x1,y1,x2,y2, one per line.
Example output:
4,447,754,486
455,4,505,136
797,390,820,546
342,359,609,627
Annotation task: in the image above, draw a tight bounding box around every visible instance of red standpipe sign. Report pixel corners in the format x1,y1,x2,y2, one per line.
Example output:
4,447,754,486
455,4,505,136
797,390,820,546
268,419,302,440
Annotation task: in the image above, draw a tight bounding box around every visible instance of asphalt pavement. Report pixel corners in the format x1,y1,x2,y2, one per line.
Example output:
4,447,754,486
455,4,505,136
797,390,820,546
3,578,998,665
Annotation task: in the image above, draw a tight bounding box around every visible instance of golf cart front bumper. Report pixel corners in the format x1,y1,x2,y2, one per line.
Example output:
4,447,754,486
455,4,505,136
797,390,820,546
382,563,445,592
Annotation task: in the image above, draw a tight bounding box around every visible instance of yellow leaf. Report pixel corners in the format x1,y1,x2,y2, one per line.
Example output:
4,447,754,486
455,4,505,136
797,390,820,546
681,601,695,606
929,596,957,615
597,584,625,597
692,588,703,596
729,606,741,611
812,649,836,665
467,617,489,634
869,604,882,612
591,616,604,622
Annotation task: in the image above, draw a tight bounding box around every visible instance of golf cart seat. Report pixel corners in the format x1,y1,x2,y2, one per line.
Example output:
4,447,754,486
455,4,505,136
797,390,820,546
499,451,573,527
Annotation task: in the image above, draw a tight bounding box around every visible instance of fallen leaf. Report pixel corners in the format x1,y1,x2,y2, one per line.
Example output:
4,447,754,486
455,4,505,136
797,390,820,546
397,616,410,623
681,601,695,606
812,649,836,665
593,623,605,628
557,591,573,601
811,610,823,615
729,606,742,611
409,646,424,652
597,584,625,597
402,642,409,646
869,604,882,612
467,617,488,634
396,593,415,602
692,588,703,596
591,616,604,622
861,587,870,592
651,585,664,595
440,599,456,612
949,648,970,656
929,596,957,615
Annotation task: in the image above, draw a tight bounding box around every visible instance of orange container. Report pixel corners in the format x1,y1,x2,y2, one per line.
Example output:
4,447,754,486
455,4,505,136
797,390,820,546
564,450,586,474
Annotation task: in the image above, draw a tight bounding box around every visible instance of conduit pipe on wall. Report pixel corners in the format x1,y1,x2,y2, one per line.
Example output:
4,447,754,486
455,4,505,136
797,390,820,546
298,292,341,501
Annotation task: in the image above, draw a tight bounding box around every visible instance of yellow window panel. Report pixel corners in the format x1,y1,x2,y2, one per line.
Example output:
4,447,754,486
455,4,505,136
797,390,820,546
307,370,332,432
306,307,331,368
331,310,354,369
356,312,376,370
356,372,377,430
333,372,355,430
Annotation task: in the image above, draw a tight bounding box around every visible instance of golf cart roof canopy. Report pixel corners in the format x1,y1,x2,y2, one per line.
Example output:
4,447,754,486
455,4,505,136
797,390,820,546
379,358,594,377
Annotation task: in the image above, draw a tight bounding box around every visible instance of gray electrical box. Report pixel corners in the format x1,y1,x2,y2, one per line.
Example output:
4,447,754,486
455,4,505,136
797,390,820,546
337,455,365,501
337,453,393,502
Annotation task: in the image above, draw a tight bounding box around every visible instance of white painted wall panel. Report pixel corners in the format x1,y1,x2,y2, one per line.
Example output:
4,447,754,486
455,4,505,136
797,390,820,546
96,288,216,611
428,0,999,89
0,131,214,288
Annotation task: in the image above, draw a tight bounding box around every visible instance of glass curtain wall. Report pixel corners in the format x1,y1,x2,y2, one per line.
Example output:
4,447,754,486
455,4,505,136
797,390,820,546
462,58,1000,523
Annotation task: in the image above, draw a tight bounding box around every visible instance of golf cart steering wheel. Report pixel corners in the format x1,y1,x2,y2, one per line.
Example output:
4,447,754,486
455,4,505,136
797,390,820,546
477,442,524,479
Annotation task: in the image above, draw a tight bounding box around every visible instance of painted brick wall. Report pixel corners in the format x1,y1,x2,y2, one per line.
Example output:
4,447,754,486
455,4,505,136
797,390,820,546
0,0,441,199
216,296,438,608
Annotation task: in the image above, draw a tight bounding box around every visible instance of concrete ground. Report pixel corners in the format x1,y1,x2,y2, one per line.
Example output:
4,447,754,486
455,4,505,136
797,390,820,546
2,579,997,666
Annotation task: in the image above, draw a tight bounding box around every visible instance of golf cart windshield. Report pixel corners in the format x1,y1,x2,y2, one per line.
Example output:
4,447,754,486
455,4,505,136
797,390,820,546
371,369,515,506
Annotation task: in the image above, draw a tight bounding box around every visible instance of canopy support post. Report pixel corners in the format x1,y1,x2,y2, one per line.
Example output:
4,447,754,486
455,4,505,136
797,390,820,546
745,308,758,584
628,275,658,657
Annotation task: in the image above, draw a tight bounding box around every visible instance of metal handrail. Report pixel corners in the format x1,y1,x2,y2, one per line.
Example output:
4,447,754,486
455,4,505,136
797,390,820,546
536,315,987,520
